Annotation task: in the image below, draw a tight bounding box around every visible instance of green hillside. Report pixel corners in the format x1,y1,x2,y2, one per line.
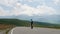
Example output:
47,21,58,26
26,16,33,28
34,21,60,29
0,19,60,29
0,19,31,27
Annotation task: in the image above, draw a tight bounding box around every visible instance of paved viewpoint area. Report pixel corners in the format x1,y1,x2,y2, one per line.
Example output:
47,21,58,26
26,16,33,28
8,27,60,34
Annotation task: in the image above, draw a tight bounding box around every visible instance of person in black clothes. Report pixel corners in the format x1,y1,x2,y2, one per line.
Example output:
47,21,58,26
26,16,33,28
31,19,33,29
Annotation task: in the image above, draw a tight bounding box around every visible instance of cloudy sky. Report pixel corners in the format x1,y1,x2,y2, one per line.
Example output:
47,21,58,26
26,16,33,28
0,0,60,16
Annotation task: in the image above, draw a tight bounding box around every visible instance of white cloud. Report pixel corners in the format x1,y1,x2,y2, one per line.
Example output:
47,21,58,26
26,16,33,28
0,0,57,16
11,2,56,16
0,0,17,6
24,0,33,2
12,3,35,16
0,7,12,16
53,0,60,5
24,0,45,2
34,5,56,16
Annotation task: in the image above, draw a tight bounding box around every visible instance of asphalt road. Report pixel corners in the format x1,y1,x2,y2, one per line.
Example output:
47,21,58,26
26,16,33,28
0,30,6,34
8,27,60,34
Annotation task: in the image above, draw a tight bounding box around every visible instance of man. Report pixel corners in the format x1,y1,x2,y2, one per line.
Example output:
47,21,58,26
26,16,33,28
31,19,33,29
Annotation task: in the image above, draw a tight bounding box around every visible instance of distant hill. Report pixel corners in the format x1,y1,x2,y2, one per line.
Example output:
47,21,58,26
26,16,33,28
0,19,30,26
0,19,60,29
0,15,60,24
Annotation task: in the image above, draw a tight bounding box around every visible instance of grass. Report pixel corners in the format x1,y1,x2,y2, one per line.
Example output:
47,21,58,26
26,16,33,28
0,24,16,34
0,24,15,30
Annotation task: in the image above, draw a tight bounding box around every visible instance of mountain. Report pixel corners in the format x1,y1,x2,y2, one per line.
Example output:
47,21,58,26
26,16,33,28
0,15,60,24
0,19,60,29
0,19,30,26
17,15,60,24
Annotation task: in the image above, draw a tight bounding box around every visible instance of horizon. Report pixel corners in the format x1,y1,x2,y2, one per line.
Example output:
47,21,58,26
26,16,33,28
0,0,60,24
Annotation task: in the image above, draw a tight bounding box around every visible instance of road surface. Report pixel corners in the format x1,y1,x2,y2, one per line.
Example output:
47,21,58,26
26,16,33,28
8,27,60,34
0,30,6,34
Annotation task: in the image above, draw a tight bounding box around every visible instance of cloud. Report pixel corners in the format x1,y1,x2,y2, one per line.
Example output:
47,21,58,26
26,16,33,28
25,0,33,2
24,0,45,2
35,5,56,15
0,7,12,16
0,0,57,16
10,2,56,16
11,3,35,16
53,0,60,5
0,0,18,7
